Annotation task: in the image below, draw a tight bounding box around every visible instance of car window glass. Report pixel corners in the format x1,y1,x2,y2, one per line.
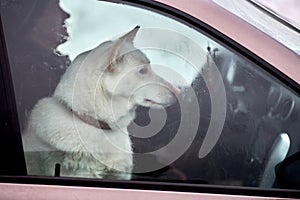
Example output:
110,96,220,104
1,0,300,190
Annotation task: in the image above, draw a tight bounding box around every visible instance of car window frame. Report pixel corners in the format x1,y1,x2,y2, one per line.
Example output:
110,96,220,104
0,14,27,176
0,0,299,198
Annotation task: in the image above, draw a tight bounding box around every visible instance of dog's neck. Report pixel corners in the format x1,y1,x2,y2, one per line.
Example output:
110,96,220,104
58,98,112,130
71,109,112,130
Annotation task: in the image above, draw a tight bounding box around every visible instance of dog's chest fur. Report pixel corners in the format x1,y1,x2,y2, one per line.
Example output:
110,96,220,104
23,97,133,179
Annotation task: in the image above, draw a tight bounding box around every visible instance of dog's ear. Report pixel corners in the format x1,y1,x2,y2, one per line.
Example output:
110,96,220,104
120,25,140,43
107,26,140,72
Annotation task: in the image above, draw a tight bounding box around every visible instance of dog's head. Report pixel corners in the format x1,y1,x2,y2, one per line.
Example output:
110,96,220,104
54,26,179,125
101,26,179,108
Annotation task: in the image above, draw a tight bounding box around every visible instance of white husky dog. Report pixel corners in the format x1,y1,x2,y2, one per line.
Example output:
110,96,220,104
22,26,179,180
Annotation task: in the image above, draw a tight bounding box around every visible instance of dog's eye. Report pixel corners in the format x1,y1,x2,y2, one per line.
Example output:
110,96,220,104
139,67,148,74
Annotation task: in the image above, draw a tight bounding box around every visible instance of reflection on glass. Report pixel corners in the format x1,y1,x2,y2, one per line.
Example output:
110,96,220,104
1,0,299,189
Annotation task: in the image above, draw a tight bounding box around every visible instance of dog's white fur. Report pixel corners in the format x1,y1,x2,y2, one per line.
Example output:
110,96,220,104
22,26,178,179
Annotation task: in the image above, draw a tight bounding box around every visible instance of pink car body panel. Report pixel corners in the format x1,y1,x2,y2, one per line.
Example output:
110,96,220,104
0,183,295,200
0,1,299,200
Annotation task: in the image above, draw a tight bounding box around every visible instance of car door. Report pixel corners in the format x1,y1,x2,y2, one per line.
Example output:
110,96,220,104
0,0,299,199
